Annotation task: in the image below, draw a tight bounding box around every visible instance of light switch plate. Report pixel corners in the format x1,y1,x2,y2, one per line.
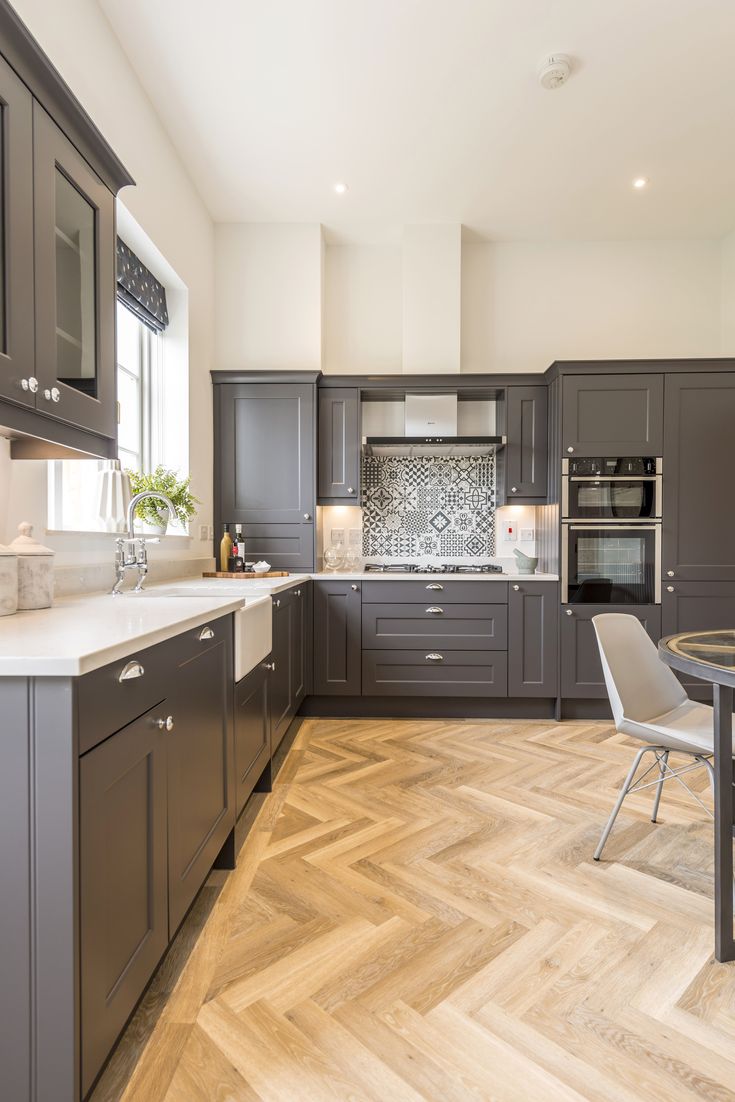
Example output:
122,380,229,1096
208,525,214,540
331,527,345,544
502,520,516,541
520,528,535,542
198,524,209,542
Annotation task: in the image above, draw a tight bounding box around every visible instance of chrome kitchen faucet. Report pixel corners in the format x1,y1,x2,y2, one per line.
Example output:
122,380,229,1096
111,491,179,595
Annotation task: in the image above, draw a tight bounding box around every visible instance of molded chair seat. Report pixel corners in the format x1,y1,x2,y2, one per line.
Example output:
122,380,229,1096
592,613,729,861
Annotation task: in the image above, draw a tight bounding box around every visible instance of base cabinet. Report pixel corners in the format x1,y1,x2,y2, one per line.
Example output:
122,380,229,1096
561,603,661,698
508,582,558,696
662,582,735,699
313,580,362,694
80,705,168,1097
167,632,234,935
234,660,271,816
270,583,313,748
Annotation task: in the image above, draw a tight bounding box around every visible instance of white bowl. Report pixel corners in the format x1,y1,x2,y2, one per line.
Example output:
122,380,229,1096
251,561,271,574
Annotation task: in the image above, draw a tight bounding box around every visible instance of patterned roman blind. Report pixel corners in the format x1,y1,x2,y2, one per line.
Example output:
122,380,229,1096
116,238,169,332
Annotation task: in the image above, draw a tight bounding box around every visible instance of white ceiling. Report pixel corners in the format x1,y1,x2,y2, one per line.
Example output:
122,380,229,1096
100,0,735,241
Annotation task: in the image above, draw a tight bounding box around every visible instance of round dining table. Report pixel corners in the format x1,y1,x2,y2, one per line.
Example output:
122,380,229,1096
659,630,735,963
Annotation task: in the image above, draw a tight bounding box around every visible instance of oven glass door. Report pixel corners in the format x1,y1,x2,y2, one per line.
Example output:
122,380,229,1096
566,478,658,520
564,524,659,604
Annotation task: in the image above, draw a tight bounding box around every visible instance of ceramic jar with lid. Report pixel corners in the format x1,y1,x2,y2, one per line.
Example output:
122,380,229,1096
9,522,55,609
0,543,18,616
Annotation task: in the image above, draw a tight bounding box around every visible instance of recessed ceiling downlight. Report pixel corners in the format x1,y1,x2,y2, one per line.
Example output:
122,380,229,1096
538,54,572,90
334,182,348,195
633,177,649,189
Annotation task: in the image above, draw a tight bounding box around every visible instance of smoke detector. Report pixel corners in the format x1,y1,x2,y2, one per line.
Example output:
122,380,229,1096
538,54,572,90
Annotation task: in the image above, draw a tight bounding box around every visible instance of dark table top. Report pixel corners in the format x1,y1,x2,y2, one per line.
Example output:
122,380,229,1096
659,629,735,688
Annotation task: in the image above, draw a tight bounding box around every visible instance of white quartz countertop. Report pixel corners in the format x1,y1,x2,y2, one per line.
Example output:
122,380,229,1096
0,590,250,677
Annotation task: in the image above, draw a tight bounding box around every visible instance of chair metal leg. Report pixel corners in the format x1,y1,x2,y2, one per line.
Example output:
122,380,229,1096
651,750,669,823
594,745,657,861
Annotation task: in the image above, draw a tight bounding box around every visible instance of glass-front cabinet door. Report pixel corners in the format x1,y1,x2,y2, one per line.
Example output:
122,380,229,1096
0,54,34,407
33,102,115,437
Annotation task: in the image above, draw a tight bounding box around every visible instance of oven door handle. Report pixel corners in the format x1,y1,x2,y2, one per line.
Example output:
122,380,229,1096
567,475,658,482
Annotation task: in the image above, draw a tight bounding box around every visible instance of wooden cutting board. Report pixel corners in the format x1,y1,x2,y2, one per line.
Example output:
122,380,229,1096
202,571,290,579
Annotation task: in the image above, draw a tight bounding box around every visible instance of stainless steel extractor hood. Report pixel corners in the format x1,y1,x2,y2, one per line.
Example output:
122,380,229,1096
363,393,506,458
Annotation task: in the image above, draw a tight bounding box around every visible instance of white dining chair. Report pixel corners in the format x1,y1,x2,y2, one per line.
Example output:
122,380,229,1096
592,612,721,861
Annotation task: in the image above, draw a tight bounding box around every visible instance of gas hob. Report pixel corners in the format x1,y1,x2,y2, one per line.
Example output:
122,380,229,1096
363,563,505,575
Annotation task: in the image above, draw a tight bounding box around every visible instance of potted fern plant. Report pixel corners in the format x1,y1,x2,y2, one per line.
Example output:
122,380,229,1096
126,466,201,535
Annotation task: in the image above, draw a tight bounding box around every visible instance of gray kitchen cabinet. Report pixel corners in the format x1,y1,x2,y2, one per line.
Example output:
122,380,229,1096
663,372,735,582
80,704,169,1098
500,385,548,502
214,378,317,570
508,581,559,697
561,373,664,457
318,387,360,503
167,624,235,935
234,659,271,816
661,581,735,700
313,579,362,695
0,52,34,410
33,103,116,438
560,603,661,698
270,583,312,747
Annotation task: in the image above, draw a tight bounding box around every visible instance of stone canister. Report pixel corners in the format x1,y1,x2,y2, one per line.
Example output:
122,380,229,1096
0,543,18,616
9,522,55,609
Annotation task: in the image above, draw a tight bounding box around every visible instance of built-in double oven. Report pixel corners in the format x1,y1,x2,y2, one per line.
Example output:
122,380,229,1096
561,457,662,605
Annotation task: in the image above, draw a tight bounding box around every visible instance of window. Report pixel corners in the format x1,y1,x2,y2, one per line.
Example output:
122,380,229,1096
116,300,163,474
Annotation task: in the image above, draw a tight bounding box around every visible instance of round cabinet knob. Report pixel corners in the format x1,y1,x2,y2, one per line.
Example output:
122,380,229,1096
156,716,174,731
263,661,275,672
351,584,359,591
511,487,517,494
275,598,281,608
347,487,355,494
43,387,61,402
303,513,312,521
567,446,574,454
21,376,39,393
512,584,520,591
667,585,675,593
667,570,675,578
296,589,301,597
566,608,573,616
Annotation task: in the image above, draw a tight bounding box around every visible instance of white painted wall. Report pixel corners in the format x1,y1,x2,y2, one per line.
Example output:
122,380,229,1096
461,239,723,374
403,224,461,374
214,223,323,371
721,230,735,355
0,0,215,570
323,244,402,374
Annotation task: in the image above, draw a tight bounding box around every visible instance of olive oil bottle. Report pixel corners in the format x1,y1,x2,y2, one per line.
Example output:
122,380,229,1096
219,523,233,572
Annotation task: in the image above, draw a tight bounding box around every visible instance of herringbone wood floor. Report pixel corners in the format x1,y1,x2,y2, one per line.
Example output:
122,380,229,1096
92,718,735,1102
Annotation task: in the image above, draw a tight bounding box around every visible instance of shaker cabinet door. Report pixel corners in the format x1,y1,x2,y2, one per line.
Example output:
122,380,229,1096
508,582,558,696
167,634,235,935
318,387,360,502
662,373,735,581
562,373,663,457
80,707,168,1097
0,54,34,408
560,603,661,699
503,386,548,501
33,103,116,438
313,580,362,695
235,660,271,815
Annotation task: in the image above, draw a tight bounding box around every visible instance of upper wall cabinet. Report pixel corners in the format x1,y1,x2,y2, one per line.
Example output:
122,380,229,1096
33,104,116,438
0,5,133,457
561,373,664,457
318,387,360,503
499,385,548,503
0,52,34,409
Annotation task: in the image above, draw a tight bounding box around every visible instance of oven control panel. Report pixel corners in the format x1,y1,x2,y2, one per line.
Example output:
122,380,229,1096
566,456,657,476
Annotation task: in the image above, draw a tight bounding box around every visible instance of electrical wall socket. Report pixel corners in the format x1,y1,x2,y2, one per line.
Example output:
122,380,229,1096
198,524,209,542
520,528,535,542
331,527,345,544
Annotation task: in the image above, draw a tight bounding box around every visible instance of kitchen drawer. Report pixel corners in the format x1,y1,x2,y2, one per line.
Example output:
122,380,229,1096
362,649,508,697
77,639,171,755
361,580,508,604
362,603,507,650
166,613,232,668
77,614,233,755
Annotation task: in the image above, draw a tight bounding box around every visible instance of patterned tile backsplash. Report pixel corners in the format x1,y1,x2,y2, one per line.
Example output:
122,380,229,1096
362,454,496,559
